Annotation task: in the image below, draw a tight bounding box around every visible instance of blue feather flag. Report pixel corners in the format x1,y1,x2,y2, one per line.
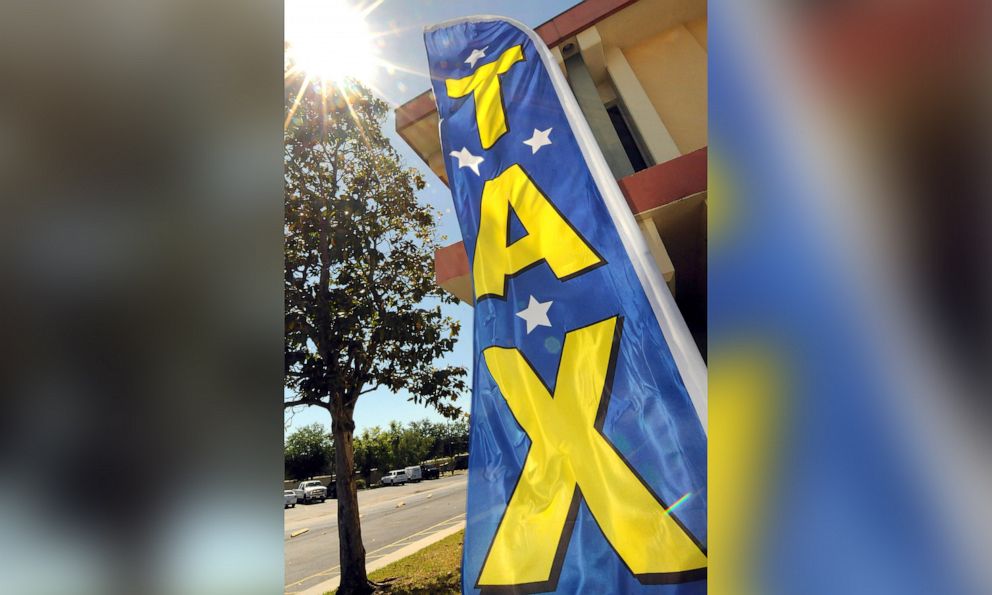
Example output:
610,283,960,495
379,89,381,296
425,16,708,594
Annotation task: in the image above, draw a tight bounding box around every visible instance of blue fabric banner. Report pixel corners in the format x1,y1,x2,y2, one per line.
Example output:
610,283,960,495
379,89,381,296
424,17,707,594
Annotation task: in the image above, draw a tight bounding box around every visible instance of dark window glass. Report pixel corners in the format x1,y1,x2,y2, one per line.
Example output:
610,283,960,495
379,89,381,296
606,104,648,172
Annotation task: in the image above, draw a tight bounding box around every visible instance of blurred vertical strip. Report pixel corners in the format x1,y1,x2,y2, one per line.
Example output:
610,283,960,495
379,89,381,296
0,0,285,593
709,0,992,594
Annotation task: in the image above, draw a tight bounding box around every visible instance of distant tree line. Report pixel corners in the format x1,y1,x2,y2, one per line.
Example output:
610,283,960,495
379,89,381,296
284,417,469,481
284,423,334,481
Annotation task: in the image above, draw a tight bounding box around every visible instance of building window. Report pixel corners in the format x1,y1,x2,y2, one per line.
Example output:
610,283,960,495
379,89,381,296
606,103,648,172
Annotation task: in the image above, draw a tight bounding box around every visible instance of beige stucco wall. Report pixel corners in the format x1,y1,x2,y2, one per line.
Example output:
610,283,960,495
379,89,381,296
622,22,707,154
685,17,707,50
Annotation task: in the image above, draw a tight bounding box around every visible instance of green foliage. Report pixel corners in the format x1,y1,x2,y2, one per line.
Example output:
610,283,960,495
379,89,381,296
354,425,395,475
353,418,470,477
355,479,366,490
284,75,467,418
284,423,334,480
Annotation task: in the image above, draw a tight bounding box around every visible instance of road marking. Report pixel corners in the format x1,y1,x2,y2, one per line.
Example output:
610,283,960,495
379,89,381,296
283,512,466,592
289,528,309,538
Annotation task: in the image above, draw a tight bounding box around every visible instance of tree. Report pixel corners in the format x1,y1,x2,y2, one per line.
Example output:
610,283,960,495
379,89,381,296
395,424,432,467
284,72,467,594
433,416,470,457
354,426,394,478
284,423,334,481
352,419,471,480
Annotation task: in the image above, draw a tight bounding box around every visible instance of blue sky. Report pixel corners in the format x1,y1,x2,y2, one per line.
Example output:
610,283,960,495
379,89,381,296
286,0,582,435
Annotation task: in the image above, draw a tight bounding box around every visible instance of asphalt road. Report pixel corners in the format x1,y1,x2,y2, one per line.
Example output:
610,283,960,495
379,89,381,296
284,472,468,593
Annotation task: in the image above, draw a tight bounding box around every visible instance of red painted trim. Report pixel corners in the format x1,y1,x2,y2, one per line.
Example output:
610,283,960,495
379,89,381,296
618,147,708,213
435,241,470,286
395,90,436,136
435,147,708,284
543,0,638,47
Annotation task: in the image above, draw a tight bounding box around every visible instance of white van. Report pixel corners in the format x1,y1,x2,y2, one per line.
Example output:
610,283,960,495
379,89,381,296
381,469,408,486
404,465,423,483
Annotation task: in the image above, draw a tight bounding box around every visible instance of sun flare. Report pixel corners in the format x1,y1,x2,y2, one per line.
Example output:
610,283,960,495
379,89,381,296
285,0,379,84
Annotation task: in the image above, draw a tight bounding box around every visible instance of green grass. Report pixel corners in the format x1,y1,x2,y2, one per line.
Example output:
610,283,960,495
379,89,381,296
330,529,463,594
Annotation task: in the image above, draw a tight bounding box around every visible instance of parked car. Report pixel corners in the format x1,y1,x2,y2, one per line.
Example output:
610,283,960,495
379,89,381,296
404,465,423,483
293,480,327,504
380,469,408,486
421,465,440,480
284,490,297,508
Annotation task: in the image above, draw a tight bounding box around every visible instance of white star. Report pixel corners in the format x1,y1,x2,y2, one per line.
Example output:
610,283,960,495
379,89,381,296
516,295,553,334
465,46,489,68
449,147,484,176
523,128,553,154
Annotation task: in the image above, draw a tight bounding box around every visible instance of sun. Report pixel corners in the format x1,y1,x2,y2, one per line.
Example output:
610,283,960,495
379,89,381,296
285,0,379,84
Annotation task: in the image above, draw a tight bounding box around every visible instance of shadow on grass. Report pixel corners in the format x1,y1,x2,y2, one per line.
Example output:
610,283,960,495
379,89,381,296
372,571,460,594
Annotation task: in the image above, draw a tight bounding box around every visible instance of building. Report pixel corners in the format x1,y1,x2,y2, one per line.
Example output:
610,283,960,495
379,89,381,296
396,0,708,355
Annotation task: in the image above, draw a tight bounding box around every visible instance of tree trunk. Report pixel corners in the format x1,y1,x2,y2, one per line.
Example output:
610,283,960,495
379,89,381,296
331,409,372,594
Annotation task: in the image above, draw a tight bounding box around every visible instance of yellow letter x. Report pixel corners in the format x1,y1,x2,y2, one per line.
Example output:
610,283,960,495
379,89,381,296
446,45,524,149
479,316,707,588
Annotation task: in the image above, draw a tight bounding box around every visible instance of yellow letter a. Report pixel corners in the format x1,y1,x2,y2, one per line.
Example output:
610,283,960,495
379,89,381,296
473,164,603,300
446,45,524,149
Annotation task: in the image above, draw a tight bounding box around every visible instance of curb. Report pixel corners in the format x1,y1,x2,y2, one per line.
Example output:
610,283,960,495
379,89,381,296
296,520,466,595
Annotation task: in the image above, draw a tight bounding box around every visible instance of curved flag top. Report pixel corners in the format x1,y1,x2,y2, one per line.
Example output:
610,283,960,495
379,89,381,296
424,16,708,593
